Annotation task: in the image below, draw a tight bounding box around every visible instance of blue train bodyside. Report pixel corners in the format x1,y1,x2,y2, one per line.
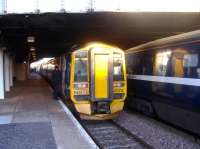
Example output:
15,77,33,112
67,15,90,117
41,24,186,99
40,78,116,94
126,30,200,135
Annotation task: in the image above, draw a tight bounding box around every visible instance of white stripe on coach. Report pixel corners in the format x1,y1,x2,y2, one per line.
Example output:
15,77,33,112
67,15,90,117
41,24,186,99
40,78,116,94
127,74,200,86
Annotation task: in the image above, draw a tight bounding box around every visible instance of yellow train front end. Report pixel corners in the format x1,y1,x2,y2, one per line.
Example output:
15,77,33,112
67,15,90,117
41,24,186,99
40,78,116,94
70,43,127,120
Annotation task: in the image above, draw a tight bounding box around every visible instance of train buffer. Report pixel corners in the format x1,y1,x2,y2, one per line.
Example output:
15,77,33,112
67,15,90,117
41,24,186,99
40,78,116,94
0,73,98,149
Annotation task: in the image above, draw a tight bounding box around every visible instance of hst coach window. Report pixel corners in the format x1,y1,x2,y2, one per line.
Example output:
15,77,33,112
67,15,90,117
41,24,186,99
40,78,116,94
154,51,171,76
183,53,199,78
74,52,88,82
113,53,124,80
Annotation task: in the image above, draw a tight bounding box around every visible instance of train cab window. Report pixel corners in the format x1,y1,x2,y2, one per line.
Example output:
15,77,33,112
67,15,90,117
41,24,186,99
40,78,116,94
154,51,171,76
113,53,124,80
74,52,88,82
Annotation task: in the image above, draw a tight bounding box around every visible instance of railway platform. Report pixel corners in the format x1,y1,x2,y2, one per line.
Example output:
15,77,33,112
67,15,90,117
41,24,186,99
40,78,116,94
0,74,97,149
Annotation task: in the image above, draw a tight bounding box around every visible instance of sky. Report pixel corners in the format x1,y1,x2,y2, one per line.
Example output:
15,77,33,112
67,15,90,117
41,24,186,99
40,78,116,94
3,0,200,13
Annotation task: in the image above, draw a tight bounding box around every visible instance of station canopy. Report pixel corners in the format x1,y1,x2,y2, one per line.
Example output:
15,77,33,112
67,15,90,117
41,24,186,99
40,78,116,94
5,0,200,13
0,0,200,62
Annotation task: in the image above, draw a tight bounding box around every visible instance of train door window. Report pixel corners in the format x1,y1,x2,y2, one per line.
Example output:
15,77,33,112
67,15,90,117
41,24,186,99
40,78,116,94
74,51,88,82
197,68,200,78
113,53,124,80
154,50,171,76
174,59,184,77
171,50,185,93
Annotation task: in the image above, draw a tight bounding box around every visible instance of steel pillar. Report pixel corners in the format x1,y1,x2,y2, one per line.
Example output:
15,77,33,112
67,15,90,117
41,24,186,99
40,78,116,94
4,53,10,92
9,56,13,87
0,49,4,99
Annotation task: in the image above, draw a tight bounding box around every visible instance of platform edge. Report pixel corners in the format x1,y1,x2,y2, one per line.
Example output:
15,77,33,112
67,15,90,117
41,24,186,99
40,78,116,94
58,100,99,149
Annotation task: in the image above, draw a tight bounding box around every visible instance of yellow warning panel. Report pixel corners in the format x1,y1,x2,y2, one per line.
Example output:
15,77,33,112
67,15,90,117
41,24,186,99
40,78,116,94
94,54,109,99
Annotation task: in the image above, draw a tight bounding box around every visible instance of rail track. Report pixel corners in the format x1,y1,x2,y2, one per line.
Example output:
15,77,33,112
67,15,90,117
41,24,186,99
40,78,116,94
82,120,154,149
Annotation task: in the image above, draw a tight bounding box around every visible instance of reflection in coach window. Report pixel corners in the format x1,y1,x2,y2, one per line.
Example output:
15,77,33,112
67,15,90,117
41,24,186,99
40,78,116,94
154,50,171,76
183,54,198,78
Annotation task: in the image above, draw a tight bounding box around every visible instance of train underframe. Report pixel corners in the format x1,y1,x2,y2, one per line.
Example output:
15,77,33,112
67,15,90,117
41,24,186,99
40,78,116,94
74,100,124,120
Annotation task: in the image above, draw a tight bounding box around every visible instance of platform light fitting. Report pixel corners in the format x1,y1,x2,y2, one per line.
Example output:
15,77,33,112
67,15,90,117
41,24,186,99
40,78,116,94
30,47,36,51
27,36,35,43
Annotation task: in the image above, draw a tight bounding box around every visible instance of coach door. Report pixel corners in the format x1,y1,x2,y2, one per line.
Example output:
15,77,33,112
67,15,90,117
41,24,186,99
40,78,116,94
172,50,184,93
91,50,112,101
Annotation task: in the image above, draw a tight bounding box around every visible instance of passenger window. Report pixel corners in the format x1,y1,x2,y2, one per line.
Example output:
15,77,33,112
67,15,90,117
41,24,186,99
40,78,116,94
183,54,198,67
154,51,171,76
197,68,200,78
183,54,199,78
126,54,133,74
129,53,142,75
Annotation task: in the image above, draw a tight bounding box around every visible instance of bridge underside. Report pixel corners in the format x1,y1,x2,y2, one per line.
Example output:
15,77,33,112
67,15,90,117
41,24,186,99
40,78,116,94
0,12,200,62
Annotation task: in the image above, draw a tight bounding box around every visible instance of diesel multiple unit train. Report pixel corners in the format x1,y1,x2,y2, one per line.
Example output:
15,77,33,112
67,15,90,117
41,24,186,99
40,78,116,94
39,42,127,120
126,30,200,135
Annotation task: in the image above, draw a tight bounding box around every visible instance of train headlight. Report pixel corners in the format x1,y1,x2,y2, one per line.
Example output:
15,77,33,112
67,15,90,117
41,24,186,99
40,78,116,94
82,83,88,88
113,82,124,87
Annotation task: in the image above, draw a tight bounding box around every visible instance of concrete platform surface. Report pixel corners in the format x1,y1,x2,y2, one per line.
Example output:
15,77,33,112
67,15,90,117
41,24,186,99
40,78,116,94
0,122,57,149
0,75,97,149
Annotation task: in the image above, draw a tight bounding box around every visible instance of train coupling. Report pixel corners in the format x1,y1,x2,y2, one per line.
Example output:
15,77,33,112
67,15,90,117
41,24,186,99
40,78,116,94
92,101,111,114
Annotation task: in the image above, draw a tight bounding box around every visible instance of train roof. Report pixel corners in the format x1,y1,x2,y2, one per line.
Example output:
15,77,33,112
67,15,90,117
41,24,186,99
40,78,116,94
126,30,200,53
71,42,122,52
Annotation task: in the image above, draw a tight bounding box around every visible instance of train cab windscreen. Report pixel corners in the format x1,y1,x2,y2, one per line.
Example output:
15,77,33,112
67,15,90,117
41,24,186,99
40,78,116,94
74,52,88,82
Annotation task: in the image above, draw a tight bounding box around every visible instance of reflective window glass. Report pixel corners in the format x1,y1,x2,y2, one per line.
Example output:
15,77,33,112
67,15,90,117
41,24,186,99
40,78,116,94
183,54,198,67
154,51,171,76
113,53,124,80
74,52,88,82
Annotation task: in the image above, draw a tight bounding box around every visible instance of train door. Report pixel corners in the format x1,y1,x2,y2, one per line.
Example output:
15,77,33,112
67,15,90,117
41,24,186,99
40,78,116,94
174,58,184,93
91,50,112,101
95,54,109,98
172,52,184,93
